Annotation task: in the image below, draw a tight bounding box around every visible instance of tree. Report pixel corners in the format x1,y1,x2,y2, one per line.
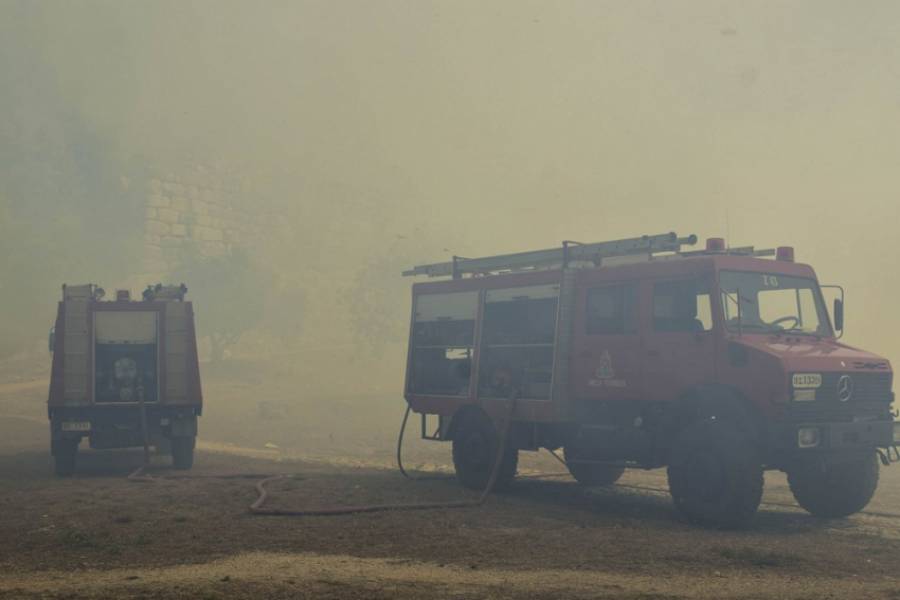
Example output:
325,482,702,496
345,230,466,356
0,5,143,357
171,247,270,362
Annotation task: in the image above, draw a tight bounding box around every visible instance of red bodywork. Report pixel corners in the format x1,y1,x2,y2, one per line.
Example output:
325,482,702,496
405,254,893,426
48,299,203,409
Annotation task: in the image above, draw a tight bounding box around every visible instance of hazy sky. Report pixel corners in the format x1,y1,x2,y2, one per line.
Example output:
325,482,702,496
3,0,899,368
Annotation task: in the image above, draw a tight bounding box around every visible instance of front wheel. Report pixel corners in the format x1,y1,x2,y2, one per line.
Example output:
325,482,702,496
667,421,763,529
171,436,195,470
451,410,517,491
788,453,879,518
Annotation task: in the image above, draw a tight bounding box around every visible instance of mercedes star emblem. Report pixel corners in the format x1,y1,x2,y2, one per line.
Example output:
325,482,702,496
837,375,854,402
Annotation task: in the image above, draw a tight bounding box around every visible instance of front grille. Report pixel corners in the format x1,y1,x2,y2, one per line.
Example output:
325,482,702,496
817,372,892,404
789,372,893,423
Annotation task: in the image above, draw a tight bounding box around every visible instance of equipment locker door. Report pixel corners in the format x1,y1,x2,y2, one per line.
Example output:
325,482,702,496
641,277,717,403
477,284,560,402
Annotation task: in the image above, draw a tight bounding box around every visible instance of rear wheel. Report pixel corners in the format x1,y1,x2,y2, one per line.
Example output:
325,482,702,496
171,436,195,470
563,446,624,486
53,439,79,477
451,410,517,491
788,453,878,518
667,420,763,529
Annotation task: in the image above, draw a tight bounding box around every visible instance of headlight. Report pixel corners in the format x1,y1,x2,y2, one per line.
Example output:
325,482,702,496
798,427,821,448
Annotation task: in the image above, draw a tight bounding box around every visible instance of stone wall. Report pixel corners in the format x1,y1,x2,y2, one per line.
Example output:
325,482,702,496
140,164,272,279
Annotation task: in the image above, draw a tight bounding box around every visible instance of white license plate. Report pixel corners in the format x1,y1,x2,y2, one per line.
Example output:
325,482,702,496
61,421,91,432
792,373,822,389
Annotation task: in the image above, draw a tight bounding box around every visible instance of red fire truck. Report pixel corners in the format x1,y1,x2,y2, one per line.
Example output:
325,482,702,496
48,284,202,476
402,233,897,528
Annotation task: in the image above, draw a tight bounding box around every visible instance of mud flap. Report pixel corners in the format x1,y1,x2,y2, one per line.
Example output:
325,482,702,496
51,436,81,456
171,415,198,438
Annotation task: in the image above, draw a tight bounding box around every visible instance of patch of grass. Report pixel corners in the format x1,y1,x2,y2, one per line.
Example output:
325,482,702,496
105,543,123,557
59,528,101,549
113,515,134,524
716,546,801,568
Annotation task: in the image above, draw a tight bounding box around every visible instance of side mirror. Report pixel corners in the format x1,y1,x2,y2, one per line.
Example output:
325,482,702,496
833,298,844,333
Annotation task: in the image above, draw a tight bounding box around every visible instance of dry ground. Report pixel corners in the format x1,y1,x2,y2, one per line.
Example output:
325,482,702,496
1,356,900,599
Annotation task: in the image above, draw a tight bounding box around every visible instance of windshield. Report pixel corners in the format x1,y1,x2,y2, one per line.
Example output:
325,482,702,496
719,271,832,336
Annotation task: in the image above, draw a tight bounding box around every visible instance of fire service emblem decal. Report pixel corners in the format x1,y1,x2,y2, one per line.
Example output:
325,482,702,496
588,350,627,388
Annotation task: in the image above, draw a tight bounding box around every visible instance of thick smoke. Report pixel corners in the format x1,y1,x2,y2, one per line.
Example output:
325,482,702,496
2,0,899,387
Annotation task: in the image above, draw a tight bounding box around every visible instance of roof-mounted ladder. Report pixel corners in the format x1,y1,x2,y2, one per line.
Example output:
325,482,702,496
402,232,699,279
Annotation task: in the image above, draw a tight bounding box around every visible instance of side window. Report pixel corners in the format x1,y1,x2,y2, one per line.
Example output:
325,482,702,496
696,292,713,331
586,284,638,334
797,288,818,330
653,280,713,333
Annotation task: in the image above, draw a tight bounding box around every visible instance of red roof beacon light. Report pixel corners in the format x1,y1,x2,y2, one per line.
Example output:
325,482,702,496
776,246,795,262
705,237,726,252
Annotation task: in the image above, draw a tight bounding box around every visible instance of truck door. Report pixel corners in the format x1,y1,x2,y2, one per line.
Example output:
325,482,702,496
571,282,643,403
642,278,716,403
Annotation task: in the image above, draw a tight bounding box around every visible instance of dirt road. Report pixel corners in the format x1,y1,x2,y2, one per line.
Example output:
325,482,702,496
2,362,900,599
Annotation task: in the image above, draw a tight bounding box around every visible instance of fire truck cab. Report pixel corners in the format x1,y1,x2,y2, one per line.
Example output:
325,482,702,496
402,233,897,528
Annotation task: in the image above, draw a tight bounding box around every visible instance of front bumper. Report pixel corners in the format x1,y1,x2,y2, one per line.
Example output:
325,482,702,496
773,419,894,454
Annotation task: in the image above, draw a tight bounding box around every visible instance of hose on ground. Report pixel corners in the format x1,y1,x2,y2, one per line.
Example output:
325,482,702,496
113,408,900,522
396,403,414,480
249,399,517,516
127,391,154,482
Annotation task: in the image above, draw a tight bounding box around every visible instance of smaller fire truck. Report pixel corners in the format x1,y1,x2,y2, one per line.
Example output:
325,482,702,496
402,233,897,527
48,284,202,476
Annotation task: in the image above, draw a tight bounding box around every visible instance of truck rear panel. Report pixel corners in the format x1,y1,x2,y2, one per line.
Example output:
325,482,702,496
48,292,202,410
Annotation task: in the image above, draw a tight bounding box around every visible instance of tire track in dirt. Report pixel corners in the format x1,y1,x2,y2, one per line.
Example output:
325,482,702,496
1,551,896,599
0,379,47,395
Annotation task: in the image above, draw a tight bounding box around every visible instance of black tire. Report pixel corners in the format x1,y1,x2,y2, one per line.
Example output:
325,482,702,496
667,420,763,529
563,446,625,486
788,453,879,518
452,410,517,491
53,439,78,477
171,436,195,470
